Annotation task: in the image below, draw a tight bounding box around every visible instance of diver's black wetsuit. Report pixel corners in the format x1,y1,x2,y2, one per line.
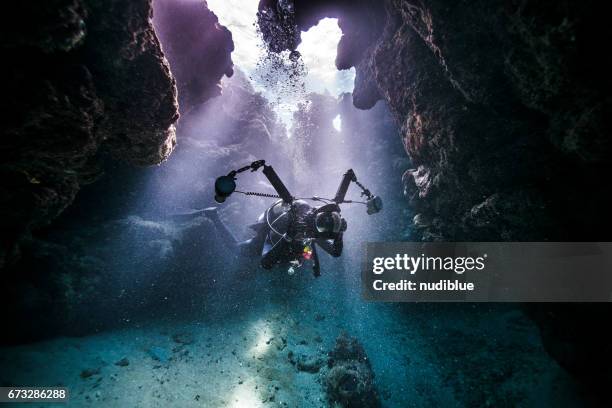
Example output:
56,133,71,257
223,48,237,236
205,206,343,276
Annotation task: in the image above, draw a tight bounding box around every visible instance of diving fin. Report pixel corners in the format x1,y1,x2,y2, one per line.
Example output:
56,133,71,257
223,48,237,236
168,207,217,220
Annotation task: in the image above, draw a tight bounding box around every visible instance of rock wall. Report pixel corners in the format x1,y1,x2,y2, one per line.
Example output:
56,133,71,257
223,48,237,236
256,0,611,400
372,0,610,243
0,0,236,270
152,0,234,113
258,0,610,242
0,0,179,269
364,4,611,398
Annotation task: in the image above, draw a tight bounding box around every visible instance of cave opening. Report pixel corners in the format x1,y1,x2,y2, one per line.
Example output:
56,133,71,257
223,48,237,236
208,0,355,134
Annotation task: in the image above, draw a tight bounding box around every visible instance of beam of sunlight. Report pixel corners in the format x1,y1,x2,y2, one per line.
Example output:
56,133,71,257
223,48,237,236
207,2,355,133
207,0,261,72
248,319,273,359
332,114,342,132
229,382,264,408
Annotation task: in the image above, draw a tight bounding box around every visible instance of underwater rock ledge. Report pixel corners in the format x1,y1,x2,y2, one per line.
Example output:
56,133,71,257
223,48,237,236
0,0,235,269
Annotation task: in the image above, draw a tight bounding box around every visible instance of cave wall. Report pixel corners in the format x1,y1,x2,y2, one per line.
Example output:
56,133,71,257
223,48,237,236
0,0,236,270
257,0,612,399
371,0,610,243
152,0,234,113
362,3,611,396
0,0,178,269
258,0,610,242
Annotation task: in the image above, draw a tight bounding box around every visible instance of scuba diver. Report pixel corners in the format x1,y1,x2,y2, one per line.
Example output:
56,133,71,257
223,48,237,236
204,160,382,277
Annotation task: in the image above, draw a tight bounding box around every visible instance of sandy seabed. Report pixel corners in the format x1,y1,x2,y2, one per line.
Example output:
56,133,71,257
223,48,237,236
0,262,586,408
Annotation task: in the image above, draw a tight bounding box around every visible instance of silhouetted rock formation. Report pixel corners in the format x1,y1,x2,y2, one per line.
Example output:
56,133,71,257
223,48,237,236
0,0,181,268
0,0,238,269
152,0,234,113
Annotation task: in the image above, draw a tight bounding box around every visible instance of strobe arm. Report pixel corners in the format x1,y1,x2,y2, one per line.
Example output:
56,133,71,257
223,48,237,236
333,168,383,214
214,160,294,204
262,164,293,203
334,169,356,204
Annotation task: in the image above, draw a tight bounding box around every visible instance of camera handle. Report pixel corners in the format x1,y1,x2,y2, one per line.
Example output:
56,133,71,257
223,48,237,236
217,160,294,204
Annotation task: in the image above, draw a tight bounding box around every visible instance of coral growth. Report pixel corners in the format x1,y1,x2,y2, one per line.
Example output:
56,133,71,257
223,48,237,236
325,333,379,408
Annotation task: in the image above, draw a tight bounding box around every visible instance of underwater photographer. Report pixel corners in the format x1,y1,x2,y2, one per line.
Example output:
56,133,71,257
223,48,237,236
204,160,383,277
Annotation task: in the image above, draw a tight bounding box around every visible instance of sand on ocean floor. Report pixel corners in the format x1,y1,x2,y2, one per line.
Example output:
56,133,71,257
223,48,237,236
1,311,323,407
0,272,585,408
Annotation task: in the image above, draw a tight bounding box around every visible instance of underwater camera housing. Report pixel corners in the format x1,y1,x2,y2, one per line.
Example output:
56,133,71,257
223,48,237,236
287,202,347,241
312,204,347,239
